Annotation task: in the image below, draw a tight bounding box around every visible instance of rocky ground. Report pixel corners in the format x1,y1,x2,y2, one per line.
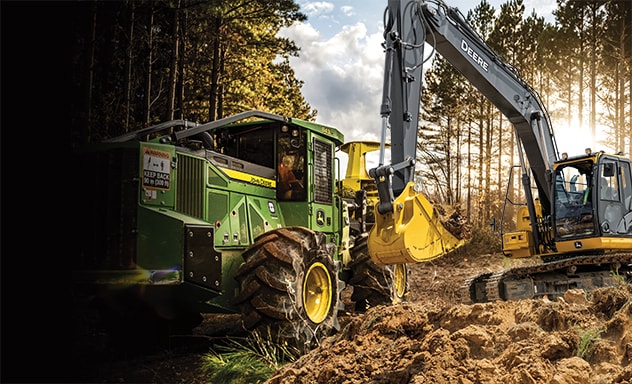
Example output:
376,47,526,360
81,251,632,383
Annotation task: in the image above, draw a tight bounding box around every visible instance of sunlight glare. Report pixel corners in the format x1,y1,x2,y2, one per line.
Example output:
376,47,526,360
552,116,598,158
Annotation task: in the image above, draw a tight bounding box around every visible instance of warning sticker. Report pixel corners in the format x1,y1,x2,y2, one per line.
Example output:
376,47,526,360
142,147,171,190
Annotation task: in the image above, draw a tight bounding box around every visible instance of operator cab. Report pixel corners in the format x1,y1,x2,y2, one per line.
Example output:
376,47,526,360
553,152,632,241
197,120,308,202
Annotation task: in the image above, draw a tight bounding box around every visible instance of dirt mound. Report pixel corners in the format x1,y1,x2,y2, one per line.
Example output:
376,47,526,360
262,252,632,384
266,284,632,384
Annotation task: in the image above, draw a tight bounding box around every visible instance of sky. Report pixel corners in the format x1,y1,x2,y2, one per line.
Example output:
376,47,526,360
277,0,601,167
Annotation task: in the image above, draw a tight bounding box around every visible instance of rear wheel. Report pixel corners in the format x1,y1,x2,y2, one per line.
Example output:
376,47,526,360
349,235,409,312
234,227,344,351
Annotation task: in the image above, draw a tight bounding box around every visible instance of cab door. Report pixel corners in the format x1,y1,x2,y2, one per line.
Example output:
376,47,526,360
597,158,632,235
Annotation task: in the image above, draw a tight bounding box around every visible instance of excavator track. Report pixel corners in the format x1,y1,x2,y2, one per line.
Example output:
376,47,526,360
461,253,632,304
458,272,492,304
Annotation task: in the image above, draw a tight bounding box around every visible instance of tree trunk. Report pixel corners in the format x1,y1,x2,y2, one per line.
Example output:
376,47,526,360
178,6,187,119
484,102,492,225
589,5,598,144
84,0,98,143
497,112,503,207
478,104,484,223
144,2,154,126
218,48,225,119
167,0,182,121
455,117,461,203
578,22,585,132
618,18,627,154
124,1,135,131
467,117,472,222
209,16,222,121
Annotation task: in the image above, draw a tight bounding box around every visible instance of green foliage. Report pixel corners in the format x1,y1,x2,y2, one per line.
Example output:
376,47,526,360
202,328,299,383
576,327,604,359
610,269,628,287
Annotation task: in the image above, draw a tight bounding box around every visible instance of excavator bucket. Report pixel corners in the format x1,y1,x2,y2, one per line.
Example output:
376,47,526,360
368,182,469,265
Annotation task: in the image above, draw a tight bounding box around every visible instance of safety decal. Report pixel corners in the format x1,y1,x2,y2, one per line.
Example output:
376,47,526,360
143,147,171,190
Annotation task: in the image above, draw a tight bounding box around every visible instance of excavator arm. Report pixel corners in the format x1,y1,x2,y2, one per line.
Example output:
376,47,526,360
368,0,470,265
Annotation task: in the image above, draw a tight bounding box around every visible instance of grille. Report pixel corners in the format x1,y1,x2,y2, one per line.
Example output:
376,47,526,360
176,153,205,219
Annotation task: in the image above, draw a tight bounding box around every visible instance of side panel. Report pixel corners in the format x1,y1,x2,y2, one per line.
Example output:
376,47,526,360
137,206,185,271
311,203,335,233
228,193,250,246
246,196,284,237
208,189,231,246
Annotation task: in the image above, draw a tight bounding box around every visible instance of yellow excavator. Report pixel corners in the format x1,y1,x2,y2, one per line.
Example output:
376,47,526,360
365,0,632,302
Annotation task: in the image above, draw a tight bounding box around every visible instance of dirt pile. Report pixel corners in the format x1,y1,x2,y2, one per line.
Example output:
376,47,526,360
79,252,632,384
266,284,632,384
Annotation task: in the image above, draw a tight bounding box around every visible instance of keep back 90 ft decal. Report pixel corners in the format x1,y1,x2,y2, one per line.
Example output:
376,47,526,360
142,147,171,190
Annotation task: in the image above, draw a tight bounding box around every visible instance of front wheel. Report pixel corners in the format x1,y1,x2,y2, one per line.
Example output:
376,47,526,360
349,235,409,312
234,227,344,351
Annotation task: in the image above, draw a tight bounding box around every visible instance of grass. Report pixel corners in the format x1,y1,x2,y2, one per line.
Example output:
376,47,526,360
610,269,628,286
576,327,604,359
201,327,300,383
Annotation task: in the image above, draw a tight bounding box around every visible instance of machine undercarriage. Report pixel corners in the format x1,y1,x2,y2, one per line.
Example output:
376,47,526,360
461,253,632,303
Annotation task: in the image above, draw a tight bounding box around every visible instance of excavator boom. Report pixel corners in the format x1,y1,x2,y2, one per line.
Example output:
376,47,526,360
368,0,471,265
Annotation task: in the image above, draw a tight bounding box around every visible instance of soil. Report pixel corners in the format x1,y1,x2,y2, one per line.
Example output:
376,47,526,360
81,252,632,383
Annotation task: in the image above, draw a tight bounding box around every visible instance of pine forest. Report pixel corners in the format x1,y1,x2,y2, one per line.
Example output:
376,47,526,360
69,0,631,237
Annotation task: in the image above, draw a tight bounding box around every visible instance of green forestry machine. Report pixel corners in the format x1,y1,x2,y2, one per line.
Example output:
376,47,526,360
71,110,466,350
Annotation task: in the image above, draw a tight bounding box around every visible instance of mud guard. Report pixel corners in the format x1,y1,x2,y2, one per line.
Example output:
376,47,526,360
368,182,467,265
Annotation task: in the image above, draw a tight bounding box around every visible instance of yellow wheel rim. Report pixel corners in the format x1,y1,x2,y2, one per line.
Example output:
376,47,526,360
393,264,407,301
303,262,332,324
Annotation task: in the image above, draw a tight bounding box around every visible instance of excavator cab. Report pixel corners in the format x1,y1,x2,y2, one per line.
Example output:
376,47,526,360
553,152,632,254
504,151,632,259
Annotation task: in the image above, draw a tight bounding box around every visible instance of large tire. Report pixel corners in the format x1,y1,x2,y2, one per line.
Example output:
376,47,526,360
234,227,344,351
349,235,409,312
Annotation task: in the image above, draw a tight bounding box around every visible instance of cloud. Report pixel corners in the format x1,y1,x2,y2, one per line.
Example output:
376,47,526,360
301,1,335,17
279,21,386,143
340,5,354,17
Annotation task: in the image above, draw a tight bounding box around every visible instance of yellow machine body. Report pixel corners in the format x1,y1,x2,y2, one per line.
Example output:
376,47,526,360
367,182,466,265
339,141,385,207
502,202,542,258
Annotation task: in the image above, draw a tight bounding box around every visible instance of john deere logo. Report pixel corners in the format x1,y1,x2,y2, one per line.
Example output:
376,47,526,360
316,209,326,227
